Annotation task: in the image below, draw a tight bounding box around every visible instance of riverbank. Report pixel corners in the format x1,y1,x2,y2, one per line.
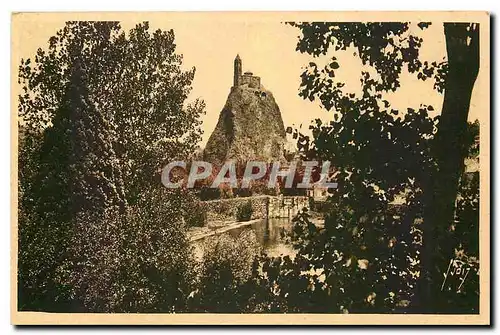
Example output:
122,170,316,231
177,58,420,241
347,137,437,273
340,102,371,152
188,217,325,243
188,219,263,242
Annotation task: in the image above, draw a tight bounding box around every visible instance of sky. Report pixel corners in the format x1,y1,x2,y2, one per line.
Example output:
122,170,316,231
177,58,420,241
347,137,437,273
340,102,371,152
13,13,484,147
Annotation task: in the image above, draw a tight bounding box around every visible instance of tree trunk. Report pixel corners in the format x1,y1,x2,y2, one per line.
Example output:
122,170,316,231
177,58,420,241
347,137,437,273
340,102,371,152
415,23,480,313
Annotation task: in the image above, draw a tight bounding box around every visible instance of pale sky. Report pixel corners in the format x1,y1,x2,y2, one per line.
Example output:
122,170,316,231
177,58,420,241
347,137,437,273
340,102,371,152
13,14,484,147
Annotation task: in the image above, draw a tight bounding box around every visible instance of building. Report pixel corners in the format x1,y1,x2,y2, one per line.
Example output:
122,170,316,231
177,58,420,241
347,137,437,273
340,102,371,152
233,54,261,89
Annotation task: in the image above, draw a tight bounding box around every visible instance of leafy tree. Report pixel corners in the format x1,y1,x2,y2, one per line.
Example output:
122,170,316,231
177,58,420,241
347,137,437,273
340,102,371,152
238,121,478,314
17,21,205,311
273,21,481,313
59,189,194,312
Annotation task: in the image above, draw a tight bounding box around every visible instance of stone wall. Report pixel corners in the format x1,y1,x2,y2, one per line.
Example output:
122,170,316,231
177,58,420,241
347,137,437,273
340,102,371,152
238,74,261,89
201,195,309,223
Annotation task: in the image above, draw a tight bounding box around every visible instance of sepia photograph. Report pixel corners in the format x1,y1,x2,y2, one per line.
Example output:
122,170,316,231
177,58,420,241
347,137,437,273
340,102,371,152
11,11,490,325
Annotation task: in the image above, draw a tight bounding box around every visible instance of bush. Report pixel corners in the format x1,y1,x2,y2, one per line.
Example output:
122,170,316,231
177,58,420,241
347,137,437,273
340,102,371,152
188,230,261,312
308,196,314,209
233,187,252,198
236,201,253,222
199,187,221,201
184,200,207,228
59,189,195,313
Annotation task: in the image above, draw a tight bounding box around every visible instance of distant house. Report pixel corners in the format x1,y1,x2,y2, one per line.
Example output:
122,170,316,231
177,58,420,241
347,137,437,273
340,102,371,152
306,184,328,200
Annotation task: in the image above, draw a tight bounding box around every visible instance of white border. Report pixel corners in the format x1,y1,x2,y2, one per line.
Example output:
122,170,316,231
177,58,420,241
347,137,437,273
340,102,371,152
2,1,497,334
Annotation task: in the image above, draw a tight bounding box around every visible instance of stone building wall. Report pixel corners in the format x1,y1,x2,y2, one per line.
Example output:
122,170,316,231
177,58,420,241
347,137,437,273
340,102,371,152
238,74,261,89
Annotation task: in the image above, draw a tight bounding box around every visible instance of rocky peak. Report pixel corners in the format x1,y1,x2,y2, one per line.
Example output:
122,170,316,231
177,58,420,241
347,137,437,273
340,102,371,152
204,56,286,165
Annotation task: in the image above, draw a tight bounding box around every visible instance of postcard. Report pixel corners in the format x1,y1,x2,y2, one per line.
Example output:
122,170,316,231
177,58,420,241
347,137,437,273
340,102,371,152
11,11,490,325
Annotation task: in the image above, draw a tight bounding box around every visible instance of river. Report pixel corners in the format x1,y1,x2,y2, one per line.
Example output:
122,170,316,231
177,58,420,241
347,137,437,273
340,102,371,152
192,218,297,260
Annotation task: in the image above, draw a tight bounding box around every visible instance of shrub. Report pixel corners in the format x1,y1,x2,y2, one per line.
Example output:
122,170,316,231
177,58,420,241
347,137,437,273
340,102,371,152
236,201,253,222
199,187,221,201
60,189,195,313
308,196,315,209
233,187,252,198
188,230,261,312
185,200,207,228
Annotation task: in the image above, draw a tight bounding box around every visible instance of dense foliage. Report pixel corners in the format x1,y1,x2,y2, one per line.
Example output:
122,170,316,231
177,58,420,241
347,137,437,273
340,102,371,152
17,21,205,312
249,21,481,313
188,230,261,312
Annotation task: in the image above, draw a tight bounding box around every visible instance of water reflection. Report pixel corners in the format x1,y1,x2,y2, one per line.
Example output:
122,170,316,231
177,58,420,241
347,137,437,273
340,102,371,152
226,218,296,258
193,218,297,260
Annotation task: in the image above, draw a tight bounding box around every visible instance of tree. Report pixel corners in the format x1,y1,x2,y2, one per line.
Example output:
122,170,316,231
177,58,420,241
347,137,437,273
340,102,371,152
419,23,480,312
281,22,480,312
17,21,205,311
